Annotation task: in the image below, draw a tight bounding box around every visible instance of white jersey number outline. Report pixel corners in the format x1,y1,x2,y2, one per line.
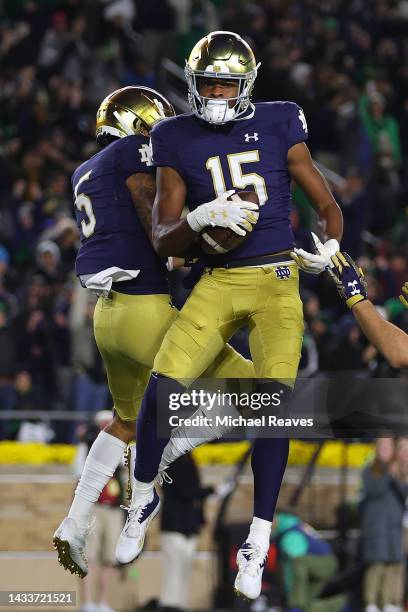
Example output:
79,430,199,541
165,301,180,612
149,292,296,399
73,170,96,238
206,151,268,205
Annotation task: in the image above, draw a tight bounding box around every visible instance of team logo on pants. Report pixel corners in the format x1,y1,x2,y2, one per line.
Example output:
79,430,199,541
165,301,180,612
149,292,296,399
275,266,291,280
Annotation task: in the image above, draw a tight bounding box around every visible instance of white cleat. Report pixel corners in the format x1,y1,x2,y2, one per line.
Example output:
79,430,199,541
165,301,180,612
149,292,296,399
234,541,268,600
115,488,160,564
53,516,94,578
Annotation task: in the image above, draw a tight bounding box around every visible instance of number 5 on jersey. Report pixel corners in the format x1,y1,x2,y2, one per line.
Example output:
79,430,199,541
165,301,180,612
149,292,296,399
73,169,96,238
206,151,268,205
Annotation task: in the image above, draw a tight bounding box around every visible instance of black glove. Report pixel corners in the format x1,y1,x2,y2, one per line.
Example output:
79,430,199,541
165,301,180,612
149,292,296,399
328,251,368,309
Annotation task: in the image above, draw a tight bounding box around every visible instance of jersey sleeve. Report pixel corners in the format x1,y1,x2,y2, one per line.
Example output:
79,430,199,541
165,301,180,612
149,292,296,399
150,121,185,178
288,104,308,148
116,135,154,176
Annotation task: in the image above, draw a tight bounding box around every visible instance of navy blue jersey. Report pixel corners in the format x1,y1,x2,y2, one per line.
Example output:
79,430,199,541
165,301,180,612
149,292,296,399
73,135,167,294
151,102,308,265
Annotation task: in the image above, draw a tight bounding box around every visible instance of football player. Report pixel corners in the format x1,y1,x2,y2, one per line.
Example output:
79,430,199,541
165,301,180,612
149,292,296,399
328,251,408,369
53,86,255,578
121,32,343,600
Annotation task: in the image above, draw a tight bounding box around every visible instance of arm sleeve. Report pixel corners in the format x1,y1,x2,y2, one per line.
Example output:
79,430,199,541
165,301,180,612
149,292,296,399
288,104,309,149
116,135,154,177
151,123,185,178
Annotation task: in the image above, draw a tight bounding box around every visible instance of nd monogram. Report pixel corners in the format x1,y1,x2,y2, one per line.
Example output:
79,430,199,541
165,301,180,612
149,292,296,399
275,266,291,280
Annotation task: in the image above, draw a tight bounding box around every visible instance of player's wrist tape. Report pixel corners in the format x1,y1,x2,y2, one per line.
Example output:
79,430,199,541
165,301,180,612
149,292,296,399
346,293,367,309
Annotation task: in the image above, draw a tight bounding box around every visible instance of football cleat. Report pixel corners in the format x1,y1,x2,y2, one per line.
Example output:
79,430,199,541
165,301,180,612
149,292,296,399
234,541,268,600
116,489,160,564
53,516,95,578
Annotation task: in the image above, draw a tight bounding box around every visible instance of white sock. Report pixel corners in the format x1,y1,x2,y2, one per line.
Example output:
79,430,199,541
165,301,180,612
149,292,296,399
133,479,154,504
158,397,240,472
68,431,126,528
247,516,272,551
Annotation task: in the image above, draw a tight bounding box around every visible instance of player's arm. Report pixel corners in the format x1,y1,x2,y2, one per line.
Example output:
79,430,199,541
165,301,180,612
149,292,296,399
126,172,156,242
287,143,343,241
353,301,408,370
329,251,408,369
152,166,196,256
288,142,343,273
152,166,259,257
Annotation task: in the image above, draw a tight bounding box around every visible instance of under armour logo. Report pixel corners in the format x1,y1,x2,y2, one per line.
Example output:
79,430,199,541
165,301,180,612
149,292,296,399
348,280,360,295
275,266,291,280
139,143,153,166
244,132,259,142
298,108,308,133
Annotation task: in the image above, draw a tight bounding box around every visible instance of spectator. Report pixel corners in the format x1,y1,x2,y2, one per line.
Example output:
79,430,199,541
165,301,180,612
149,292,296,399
360,437,408,612
273,510,347,612
159,453,214,612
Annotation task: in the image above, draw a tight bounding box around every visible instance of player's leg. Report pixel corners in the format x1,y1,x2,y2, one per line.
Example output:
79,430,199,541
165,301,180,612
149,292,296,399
158,342,255,473
234,263,303,599
134,270,242,482
127,272,243,561
54,292,176,575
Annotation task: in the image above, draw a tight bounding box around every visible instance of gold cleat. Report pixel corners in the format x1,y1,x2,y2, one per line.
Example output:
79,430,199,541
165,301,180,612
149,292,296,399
53,536,87,578
53,517,93,578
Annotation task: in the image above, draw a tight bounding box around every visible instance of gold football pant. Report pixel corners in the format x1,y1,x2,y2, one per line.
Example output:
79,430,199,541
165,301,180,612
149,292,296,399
93,292,254,421
153,264,303,382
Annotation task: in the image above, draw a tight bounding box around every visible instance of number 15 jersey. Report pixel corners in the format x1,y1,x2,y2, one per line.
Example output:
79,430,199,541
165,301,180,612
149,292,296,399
151,101,308,265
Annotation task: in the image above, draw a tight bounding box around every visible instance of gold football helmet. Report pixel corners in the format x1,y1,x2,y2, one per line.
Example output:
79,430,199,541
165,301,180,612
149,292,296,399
96,86,175,145
185,31,259,124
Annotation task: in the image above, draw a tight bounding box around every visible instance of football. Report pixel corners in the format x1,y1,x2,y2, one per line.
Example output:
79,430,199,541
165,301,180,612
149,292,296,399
199,191,259,255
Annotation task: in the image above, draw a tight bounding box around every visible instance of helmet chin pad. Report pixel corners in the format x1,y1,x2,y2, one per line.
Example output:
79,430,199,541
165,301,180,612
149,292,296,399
203,99,236,124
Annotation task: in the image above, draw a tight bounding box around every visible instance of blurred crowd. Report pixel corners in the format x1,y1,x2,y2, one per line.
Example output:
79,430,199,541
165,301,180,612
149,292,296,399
0,0,408,440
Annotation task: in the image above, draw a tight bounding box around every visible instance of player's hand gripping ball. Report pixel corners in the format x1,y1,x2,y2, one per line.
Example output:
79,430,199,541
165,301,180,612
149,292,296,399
199,191,259,255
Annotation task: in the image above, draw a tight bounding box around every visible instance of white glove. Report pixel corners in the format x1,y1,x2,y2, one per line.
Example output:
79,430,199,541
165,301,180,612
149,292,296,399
291,232,339,274
186,190,259,237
